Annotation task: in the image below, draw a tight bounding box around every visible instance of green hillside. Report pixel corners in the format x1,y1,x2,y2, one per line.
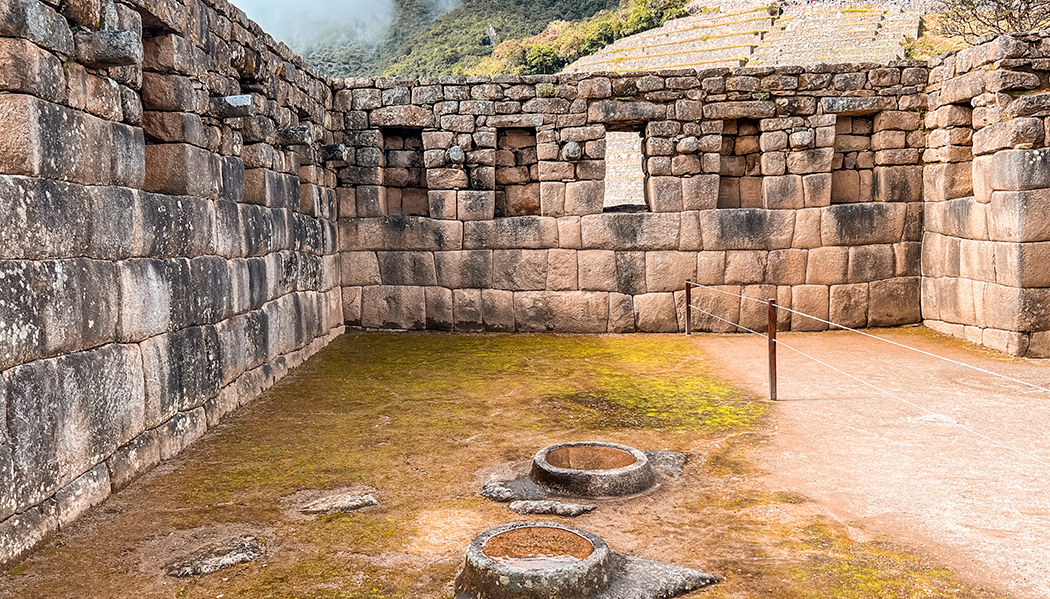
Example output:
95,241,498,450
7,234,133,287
300,0,687,78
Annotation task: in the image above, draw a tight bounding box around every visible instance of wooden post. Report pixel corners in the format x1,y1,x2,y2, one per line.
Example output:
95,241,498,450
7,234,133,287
685,280,692,336
768,298,778,401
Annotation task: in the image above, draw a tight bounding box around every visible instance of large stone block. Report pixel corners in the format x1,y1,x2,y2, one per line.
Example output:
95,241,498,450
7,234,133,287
0,38,65,102
493,249,548,290
116,259,170,343
790,285,829,331
581,213,681,250
922,162,972,203
698,209,795,251
608,293,635,333
848,245,896,283
989,189,1050,242
0,262,42,364
105,428,161,492
682,174,719,210
452,289,483,332
340,217,463,251
634,293,679,332
342,286,363,326
986,149,1050,191
434,250,493,289
157,408,207,461
463,217,559,249
689,285,741,333
646,177,683,213
513,291,609,332
5,344,144,510
141,325,223,426
820,203,907,246
762,174,804,209
972,118,1044,156
766,249,807,285
874,166,923,203
32,259,118,357
425,286,454,330
868,277,921,327
830,283,869,329
0,94,144,187
588,101,665,123
703,101,776,120
806,246,848,285
992,241,1050,288
362,286,426,329
376,251,437,286
0,0,74,55
724,250,767,285
371,105,436,128
482,289,514,332
144,143,221,198
577,250,617,292
55,462,110,528
565,180,605,215
547,249,578,291
645,251,695,293
0,499,58,568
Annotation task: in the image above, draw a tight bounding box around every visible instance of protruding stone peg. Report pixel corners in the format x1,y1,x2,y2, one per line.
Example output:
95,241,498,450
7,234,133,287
320,144,349,162
562,141,582,161
74,30,142,68
276,124,320,147
210,95,255,118
446,145,466,164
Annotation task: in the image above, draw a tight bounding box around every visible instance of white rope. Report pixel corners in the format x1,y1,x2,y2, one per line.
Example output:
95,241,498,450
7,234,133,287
686,280,1050,396
688,300,1050,470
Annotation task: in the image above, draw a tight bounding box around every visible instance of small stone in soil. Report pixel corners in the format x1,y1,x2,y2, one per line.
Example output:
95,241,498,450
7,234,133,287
166,536,265,577
507,500,597,517
300,492,379,514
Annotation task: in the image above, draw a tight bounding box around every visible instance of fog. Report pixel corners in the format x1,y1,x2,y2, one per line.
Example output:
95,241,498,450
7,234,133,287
232,0,460,52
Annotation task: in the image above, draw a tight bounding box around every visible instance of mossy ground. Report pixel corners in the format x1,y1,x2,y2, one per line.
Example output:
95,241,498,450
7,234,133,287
1,333,1009,599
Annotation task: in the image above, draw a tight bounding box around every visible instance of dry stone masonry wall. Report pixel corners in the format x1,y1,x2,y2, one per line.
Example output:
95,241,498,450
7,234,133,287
334,62,929,335
0,0,343,565
921,34,1050,356
3,0,1050,571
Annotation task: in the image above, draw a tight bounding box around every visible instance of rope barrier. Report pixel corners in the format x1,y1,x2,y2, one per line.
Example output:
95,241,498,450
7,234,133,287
685,280,1050,396
687,299,1050,470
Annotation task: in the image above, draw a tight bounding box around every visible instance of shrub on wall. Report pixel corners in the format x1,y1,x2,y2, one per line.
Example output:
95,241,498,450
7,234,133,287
940,0,1050,41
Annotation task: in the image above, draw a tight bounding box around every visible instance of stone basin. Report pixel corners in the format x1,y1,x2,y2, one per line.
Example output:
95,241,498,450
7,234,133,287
530,442,657,498
455,522,612,599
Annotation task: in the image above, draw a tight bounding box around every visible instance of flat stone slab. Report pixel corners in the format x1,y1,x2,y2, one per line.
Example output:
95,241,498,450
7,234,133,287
507,500,597,517
300,492,378,514
166,536,264,577
603,553,718,599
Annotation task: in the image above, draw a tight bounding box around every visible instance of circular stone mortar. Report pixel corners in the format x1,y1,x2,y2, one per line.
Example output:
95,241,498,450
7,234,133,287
530,442,656,498
455,521,613,599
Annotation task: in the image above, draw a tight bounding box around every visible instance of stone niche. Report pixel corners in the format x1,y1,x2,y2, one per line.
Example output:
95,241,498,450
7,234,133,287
495,128,540,217
832,115,876,203
382,128,429,217
718,118,762,208
603,129,648,211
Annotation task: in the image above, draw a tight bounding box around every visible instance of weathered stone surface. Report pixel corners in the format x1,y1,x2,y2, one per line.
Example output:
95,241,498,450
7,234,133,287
375,248,436,283
547,249,578,291
972,118,1043,155
0,38,65,102
820,96,896,116
869,277,921,326
493,250,548,290
341,217,463,251
986,149,1050,191
588,101,665,123
463,217,558,249
634,293,679,332
646,252,695,293
167,536,265,577
703,101,775,120
361,285,426,329
830,283,869,328
923,162,973,203
875,166,924,203
820,203,907,246
75,30,142,68
482,289,515,332
699,210,795,250
0,0,74,55
435,250,492,288
989,189,1050,242
117,259,170,342
514,291,609,332
55,462,110,527
0,500,58,567
1004,93,1050,119
581,213,680,250
6,344,144,510
370,105,436,128
145,144,221,198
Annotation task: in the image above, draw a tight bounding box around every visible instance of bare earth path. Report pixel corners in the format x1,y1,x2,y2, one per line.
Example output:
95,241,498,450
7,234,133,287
691,327,1050,599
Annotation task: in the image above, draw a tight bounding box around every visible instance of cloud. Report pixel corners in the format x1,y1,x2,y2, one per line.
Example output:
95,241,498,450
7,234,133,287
231,0,397,51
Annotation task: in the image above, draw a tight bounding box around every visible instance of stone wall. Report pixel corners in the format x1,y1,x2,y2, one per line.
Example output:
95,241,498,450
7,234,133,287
333,64,928,334
921,34,1050,356
0,0,343,564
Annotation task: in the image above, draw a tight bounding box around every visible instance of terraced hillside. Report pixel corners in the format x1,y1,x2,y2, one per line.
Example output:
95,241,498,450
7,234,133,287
563,0,922,73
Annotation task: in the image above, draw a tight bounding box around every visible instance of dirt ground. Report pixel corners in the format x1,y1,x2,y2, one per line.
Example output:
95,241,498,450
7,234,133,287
0,332,1016,599
692,326,1050,599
